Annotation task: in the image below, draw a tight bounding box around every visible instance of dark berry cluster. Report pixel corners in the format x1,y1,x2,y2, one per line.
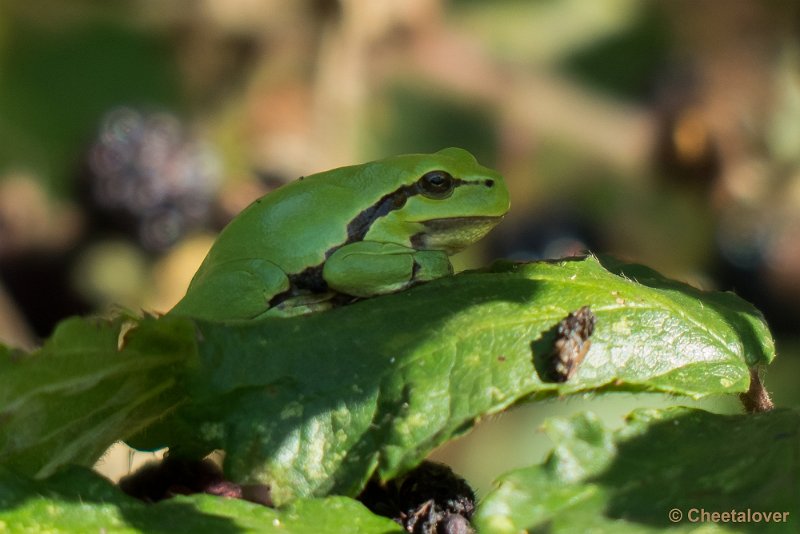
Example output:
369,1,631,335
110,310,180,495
86,107,220,251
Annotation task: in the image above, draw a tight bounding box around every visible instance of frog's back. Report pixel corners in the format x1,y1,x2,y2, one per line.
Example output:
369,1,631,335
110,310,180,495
194,160,403,276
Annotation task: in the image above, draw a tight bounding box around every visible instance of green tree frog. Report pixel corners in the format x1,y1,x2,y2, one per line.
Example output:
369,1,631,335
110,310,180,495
170,147,510,320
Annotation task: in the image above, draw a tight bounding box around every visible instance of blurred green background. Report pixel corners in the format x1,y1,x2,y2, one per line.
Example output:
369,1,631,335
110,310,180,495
0,0,798,496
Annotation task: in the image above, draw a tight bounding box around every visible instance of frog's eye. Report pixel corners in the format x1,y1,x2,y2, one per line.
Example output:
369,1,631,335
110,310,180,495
418,170,455,199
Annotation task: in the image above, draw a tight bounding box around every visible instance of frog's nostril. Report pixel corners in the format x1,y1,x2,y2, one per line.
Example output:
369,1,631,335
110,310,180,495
484,179,494,188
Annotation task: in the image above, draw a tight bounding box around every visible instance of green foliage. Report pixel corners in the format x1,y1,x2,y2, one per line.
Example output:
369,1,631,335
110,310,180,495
475,407,799,533
0,466,401,533
0,257,779,530
131,256,773,505
0,315,193,478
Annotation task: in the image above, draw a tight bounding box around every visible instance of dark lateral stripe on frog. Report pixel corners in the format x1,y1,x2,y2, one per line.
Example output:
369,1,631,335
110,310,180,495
344,176,485,244
270,177,481,306
344,182,420,243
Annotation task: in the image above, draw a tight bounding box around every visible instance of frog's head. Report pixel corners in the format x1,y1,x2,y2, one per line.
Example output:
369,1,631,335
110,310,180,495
363,147,510,254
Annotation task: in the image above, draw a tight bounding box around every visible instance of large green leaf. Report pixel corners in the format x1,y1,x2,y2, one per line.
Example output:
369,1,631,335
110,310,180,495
0,466,401,533
134,256,774,504
475,407,799,533
0,315,194,477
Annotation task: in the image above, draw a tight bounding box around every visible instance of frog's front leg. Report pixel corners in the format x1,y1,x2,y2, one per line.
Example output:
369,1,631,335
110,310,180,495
323,241,452,298
170,258,290,320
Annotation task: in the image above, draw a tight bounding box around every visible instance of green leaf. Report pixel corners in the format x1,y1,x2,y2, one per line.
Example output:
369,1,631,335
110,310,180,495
0,466,402,533
140,256,773,504
475,407,799,533
0,315,195,477
598,256,774,369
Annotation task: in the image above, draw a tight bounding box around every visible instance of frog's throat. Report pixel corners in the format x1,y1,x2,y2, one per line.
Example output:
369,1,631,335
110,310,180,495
410,215,504,254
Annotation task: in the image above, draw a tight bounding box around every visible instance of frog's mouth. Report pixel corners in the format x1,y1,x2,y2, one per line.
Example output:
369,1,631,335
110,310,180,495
410,215,504,254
